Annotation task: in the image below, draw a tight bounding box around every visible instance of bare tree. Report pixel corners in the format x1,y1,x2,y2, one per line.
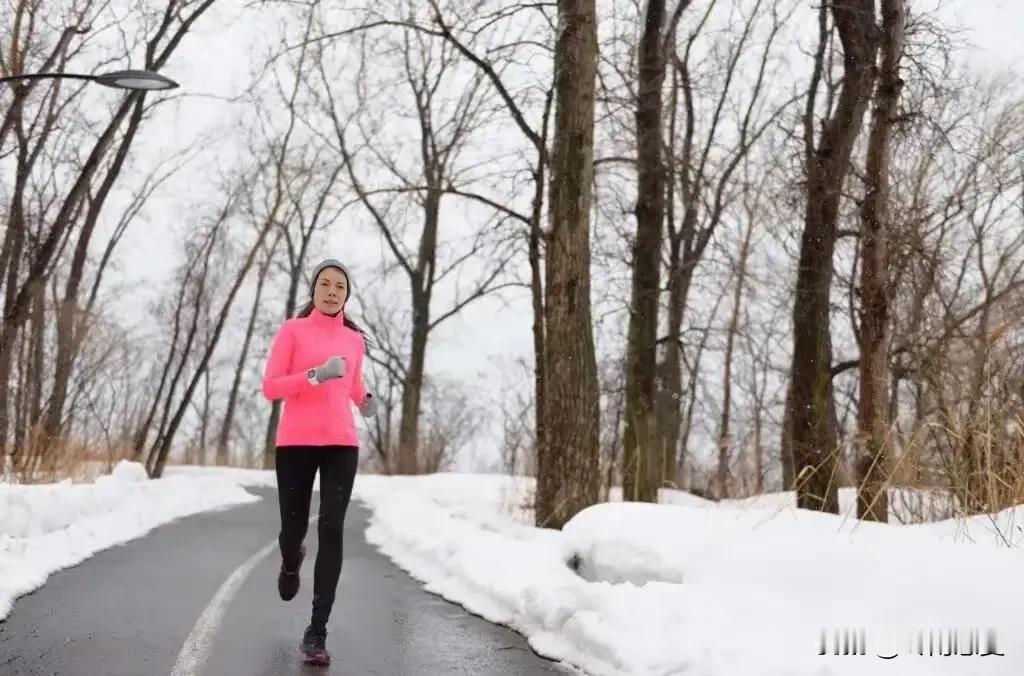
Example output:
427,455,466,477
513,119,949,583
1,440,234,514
854,0,906,522
140,197,232,473
715,177,762,499
217,234,280,465
622,0,668,503
315,13,514,474
131,234,208,462
535,0,601,529
148,174,277,478
418,377,486,473
45,95,146,448
421,0,556,475
492,354,536,477
787,0,878,512
0,0,223,459
891,76,1024,512
656,0,793,487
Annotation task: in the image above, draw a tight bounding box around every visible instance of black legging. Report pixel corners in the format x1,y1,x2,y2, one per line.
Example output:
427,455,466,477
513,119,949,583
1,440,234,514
275,446,359,629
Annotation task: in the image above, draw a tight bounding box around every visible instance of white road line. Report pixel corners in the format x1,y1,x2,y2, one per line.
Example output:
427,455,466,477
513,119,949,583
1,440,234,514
170,516,315,676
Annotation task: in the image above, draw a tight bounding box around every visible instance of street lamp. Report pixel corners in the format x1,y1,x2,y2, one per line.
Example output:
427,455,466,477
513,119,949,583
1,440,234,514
0,69,178,91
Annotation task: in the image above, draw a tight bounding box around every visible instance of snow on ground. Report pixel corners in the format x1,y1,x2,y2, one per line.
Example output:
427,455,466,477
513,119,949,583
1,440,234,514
163,463,282,488
353,473,1024,676
0,461,270,620
608,484,959,524
4,463,1021,675
720,485,961,524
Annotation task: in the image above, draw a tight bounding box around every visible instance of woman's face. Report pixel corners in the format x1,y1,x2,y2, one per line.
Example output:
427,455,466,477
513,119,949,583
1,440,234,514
313,267,349,315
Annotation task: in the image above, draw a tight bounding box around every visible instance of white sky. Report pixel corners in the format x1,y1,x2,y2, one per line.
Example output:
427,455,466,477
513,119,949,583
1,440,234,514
89,0,1024,470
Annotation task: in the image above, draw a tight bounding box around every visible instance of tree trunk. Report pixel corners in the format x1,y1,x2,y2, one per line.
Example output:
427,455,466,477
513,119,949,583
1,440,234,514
14,325,28,455
46,97,146,446
263,238,309,470
529,166,547,486
753,407,763,494
623,0,666,503
199,367,211,465
218,247,273,466
717,217,755,499
397,284,430,474
151,219,273,478
781,380,795,489
0,135,31,457
856,0,905,523
145,257,208,472
396,171,442,474
535,0,601,530
133,260,194,460
679,288,723,489
27,282,46,438
789,0,878,512
529,89,554,500
655,234,689,484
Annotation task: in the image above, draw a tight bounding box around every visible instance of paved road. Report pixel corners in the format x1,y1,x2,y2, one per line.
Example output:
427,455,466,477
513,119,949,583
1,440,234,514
0,487,575,675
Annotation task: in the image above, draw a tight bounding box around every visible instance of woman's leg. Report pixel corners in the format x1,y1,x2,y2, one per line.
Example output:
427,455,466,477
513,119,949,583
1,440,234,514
309,446,359,629
275,447,318,595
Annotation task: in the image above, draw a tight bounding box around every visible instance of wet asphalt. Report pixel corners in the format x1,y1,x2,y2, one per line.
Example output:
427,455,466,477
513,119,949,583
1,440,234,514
0,487,576,676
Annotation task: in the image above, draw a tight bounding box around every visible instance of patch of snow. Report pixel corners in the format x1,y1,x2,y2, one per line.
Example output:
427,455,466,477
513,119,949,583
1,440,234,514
353,472,1024,676
0,462,264,620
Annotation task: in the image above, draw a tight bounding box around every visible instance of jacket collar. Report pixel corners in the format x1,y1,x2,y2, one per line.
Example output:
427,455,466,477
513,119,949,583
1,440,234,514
308,307,344,327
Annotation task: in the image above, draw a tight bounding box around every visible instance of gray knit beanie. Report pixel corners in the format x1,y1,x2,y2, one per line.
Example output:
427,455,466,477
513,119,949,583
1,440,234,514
309,258,353,302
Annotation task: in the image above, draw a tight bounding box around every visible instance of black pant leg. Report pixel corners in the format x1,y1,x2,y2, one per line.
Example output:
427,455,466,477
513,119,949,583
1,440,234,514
275,447,318,569
311,447,359,629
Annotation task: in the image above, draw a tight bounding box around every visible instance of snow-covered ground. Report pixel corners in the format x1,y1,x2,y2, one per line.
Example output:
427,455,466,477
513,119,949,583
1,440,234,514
0,461,269,620
3,464,1022,675
355,473,1024,676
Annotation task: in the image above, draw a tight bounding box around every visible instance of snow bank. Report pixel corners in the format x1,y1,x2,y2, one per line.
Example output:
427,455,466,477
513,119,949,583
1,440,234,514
353,473,1024,676
0,461,263,620
724,486,960,524
163,464,281,488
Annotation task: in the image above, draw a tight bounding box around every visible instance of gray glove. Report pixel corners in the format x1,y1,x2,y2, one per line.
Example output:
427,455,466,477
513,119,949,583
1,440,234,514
311,356,346,384
359,393,376,417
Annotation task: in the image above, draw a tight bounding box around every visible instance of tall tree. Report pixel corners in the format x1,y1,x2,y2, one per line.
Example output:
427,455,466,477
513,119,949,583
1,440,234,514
622,0,667,502
0,0,222,457
320,18,510,474
656,0,789,487
425,0,555,484
716,184,759,499
855,0,906,522
45,96,146,447
217,235,279,465
535,0,601,529
149,183,275,478
788,0,878,512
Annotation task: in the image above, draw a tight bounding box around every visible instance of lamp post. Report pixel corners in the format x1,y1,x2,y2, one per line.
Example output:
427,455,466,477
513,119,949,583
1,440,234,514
0,69,178,91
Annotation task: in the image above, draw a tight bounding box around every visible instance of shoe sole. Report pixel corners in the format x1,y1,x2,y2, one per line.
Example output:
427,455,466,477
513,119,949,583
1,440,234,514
301,650,330,666
278,573,300,601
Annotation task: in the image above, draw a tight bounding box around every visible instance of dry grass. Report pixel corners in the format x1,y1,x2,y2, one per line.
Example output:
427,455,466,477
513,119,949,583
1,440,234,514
6,427,134,484
787,403,1024,542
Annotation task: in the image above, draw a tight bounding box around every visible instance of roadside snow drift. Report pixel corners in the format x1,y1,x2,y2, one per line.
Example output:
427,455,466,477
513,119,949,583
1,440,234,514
353,473,1024,676
0,461,263,620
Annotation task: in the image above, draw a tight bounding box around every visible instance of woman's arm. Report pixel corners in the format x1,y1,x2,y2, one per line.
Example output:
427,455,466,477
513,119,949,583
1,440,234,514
349,337,368,407
262,322,313,400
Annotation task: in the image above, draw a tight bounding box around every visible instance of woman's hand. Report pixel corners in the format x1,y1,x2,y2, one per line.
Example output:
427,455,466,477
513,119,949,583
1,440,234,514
359,393,376,417
312,356,346,383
